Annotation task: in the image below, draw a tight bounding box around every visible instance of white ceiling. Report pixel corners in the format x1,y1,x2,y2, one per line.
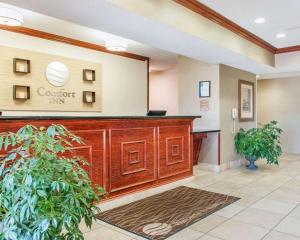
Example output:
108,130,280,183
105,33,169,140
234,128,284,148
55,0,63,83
198,0,300,48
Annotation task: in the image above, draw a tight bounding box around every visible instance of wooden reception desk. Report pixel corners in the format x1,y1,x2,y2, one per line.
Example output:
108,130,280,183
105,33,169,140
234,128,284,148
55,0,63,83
0,116,200,199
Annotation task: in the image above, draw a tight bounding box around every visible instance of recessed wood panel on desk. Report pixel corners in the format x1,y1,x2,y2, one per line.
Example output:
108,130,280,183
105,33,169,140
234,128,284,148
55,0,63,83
108,127,156,193
158,125,191,179
71,130,106,187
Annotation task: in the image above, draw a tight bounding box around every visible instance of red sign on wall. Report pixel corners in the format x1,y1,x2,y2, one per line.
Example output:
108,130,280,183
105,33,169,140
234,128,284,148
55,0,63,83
200,99,209,111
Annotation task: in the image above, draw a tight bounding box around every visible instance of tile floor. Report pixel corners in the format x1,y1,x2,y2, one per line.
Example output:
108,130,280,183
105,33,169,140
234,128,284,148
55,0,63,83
82,154,300,240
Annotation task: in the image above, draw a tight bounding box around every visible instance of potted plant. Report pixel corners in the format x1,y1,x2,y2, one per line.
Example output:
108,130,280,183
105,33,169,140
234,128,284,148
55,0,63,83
234,121,283,170
0,124,105,239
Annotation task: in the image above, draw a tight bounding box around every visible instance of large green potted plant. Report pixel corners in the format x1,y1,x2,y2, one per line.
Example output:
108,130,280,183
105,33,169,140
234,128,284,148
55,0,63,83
0,124,105,239
234,121,283,170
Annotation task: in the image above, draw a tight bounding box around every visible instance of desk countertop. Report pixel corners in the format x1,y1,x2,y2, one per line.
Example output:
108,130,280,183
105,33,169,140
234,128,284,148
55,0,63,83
0,115,202,121
192,129,220,134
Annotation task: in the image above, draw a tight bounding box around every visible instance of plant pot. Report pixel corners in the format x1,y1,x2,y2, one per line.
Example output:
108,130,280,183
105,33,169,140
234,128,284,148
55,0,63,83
246,156,258,170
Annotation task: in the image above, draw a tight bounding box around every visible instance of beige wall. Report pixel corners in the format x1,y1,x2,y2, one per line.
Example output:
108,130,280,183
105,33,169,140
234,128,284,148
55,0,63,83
149,56,220,167
258,77,300,154
219,64,256,166
0,30,147,116
149,68,178,115
177,56,220,130
177,56,220,167
148,59,257,170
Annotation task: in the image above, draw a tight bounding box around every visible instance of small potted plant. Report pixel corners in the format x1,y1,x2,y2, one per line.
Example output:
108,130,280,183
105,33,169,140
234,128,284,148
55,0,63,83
234,121,283,170
0,124,105,239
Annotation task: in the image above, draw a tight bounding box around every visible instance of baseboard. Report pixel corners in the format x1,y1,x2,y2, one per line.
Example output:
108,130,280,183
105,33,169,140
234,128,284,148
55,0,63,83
196,163,223,173
229,158,247,168
197,158,246,173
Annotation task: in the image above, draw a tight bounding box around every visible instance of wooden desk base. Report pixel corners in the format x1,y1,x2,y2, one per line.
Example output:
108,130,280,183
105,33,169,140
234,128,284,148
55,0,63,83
0,117,196,199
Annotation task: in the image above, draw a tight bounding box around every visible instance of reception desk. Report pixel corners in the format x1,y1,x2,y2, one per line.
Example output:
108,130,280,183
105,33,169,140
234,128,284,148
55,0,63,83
0,116,199,198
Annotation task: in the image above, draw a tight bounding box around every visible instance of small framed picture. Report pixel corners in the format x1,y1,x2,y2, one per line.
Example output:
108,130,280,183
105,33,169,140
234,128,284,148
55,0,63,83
199,81,211,98
238,80,255,122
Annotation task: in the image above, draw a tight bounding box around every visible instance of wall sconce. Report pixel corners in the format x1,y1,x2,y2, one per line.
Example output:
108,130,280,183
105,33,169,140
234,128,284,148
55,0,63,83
83,69,95,82
83,91,95,103
13,85,30,100
13,58,30,73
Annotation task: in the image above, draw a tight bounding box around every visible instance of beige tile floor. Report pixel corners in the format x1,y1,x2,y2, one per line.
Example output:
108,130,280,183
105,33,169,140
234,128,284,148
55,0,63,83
82,154,300,240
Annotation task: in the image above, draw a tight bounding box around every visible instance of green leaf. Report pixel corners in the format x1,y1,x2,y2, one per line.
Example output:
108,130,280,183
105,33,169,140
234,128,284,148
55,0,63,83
37,190,47,197
4,136,9,150
46,126,56,137
0,136,3,149
24,175,32,186
51,218,58,228
40,219,49,233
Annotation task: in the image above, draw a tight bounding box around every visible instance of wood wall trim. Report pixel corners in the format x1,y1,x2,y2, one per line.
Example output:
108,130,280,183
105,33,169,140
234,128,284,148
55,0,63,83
0,25,149,61
146,59,150,111
276,45,300,54
174,0,277,54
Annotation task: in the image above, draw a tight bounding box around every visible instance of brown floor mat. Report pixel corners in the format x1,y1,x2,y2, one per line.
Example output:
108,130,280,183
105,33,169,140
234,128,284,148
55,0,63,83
97,186,240,240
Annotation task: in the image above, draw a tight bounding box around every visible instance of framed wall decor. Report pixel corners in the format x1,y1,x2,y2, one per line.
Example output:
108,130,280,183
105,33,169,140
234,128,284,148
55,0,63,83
238,80,255,122
83,91,96,103
199,81,211,97
13,85,30,100
13,58,30,73
83,69,96,81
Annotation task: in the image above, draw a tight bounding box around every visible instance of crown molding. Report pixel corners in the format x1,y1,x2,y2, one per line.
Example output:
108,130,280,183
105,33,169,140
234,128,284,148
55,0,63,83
276,45,300,54
0,25,149,61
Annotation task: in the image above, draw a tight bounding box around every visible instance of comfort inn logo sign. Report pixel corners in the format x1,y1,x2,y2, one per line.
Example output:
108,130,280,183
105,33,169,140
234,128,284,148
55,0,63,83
36,61,75,104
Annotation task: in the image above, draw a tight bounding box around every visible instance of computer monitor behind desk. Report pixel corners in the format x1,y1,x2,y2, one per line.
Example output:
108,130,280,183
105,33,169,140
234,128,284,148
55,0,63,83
147,110,167,116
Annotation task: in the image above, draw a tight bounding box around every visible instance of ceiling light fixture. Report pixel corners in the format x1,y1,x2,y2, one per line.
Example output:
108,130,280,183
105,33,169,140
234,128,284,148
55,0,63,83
105,39,128,52
254,17,265,24
0,7,23,26
276,33,286,38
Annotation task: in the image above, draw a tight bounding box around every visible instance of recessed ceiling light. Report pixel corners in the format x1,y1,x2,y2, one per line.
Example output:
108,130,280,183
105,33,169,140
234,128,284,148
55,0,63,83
0,7,23,26
276,33,286,38
254,17,265,24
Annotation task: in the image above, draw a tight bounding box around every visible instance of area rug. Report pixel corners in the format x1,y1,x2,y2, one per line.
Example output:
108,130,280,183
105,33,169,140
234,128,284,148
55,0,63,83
97,186,240,240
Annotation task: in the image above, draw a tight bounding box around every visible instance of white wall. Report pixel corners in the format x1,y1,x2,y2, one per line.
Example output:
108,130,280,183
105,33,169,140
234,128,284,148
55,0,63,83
149,68,178,115
177,56,220,130
258,77,300,154
176,56,220,167
0,30,147,116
